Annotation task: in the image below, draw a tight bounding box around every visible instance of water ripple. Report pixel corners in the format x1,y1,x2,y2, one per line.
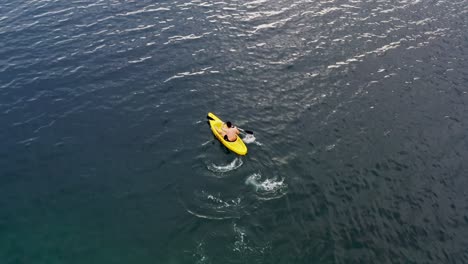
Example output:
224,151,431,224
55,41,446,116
181,190,244,220
117,6,170,17
128,56,152,64
164,67,215,83
164,32,212,45
207,157,243,173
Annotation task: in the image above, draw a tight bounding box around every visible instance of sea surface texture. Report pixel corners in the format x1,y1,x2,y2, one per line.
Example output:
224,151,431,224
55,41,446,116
1,0,468,263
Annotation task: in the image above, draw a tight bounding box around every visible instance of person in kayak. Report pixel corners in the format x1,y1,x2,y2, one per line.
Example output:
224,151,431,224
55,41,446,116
218,121,240,142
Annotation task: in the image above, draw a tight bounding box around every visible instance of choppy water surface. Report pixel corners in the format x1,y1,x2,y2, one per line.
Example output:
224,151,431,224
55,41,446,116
1,0,468,263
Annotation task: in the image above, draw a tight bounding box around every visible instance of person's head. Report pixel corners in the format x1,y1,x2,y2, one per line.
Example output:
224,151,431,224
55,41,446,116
226,121,232,128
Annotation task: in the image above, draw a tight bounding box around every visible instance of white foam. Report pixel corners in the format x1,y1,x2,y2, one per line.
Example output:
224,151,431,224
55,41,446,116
206,193,241,209
207,157,243,173
232,223,271,254
325,144,336,151
233,223,248,252
245,173,288,200
242,134,257,144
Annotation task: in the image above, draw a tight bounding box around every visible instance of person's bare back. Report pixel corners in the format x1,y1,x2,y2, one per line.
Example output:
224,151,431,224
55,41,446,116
218,121,240,142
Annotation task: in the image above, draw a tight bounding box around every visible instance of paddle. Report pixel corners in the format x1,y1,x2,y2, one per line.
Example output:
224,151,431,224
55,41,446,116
206,115,254,134
237,127,254,135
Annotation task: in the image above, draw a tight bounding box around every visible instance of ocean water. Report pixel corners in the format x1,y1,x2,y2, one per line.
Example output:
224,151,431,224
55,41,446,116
1,0,468,263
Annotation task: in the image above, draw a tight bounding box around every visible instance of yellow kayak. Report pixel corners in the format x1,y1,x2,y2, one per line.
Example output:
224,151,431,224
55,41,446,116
207,112,247,156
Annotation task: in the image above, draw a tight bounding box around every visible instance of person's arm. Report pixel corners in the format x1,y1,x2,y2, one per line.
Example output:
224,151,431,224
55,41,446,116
235,127,240,135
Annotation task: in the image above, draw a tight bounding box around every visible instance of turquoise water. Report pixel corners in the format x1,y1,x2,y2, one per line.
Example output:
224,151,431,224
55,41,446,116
1,0,468,263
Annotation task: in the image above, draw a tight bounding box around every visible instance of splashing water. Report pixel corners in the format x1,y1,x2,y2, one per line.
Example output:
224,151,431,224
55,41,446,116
245,173,288,200
242,134,262,146
232,223,272,257
207,157,243,173
206,192,242,209
233,223,250,253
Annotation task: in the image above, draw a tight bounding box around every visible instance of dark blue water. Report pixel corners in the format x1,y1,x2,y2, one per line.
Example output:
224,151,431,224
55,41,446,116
1,0,468,263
